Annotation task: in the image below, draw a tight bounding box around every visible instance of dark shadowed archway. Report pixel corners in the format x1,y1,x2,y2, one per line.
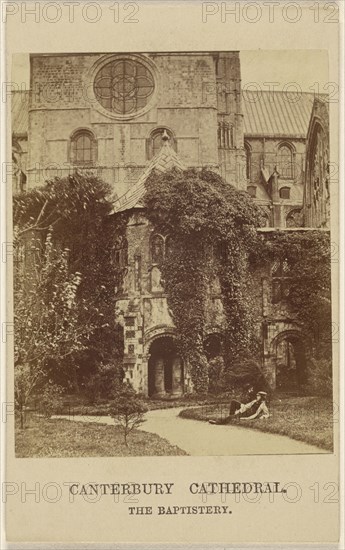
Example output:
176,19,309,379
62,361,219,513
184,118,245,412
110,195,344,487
272,331,308,391
148,336,184,397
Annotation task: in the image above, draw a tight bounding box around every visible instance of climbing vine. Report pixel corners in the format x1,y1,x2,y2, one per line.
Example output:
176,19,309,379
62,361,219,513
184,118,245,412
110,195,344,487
144,168,263,392
256,230,332,359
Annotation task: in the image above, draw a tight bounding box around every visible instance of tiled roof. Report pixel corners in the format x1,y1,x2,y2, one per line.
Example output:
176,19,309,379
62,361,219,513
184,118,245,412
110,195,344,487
11,91,30,136
243,91,315,138
111,138,186,213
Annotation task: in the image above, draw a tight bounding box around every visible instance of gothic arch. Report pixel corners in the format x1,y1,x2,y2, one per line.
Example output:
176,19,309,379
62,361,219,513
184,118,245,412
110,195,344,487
150,232,165,264
277,141,295,179
144,328,183,397
244,141,252,181
270,329,308,390
146,127,177,160
286,208,303,228
304,113,329,228
144,326,178,356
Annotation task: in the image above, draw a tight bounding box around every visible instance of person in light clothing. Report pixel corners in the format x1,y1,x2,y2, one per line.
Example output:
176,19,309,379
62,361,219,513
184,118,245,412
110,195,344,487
209,391,270,424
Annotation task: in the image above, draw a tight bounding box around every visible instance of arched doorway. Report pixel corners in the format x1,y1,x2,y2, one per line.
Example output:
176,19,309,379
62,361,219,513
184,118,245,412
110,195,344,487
273,332,307,391
148,336,184,397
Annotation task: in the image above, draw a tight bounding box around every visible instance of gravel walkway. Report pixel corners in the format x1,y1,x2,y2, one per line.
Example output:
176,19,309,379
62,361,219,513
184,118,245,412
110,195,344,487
54,406,327,455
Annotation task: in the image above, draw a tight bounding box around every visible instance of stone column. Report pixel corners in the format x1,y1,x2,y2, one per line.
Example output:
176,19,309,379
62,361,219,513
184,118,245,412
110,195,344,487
171,357,183,396
154,357,165,396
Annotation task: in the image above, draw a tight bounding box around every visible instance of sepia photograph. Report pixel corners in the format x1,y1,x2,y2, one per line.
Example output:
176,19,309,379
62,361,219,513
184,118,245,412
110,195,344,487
2,0,342,546
11,49,334,459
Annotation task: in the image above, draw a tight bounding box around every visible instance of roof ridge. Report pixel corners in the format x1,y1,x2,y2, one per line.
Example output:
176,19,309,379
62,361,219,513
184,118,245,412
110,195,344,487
243,90,317,96
111,136,186,214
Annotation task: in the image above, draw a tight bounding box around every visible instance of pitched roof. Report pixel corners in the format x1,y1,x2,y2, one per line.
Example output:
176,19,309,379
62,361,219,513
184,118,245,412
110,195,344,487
111,136,186,213
11,91,30,136
243,91,315,138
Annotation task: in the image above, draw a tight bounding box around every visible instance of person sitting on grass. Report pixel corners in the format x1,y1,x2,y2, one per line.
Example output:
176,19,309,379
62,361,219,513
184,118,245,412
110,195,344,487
209,391,270,424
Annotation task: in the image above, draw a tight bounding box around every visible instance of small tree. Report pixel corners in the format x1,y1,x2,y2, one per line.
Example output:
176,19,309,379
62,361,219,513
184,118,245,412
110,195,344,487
13,173,125,390
14,365,44,429
38,381,65,418
110,384,148,447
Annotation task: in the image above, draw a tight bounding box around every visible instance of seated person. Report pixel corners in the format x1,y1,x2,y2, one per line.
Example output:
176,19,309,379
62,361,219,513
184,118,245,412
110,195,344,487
209,391,270,424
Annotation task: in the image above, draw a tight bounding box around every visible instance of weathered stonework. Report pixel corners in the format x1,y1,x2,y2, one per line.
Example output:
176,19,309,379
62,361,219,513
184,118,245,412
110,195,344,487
13,52,330,396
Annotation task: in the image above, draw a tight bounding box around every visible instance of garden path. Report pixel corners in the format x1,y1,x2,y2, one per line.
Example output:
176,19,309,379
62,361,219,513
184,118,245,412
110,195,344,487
55,407,327,455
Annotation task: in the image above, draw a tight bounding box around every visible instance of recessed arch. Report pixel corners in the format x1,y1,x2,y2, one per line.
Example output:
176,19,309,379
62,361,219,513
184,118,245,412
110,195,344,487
277,141,295,179
147,127,177,160
286,208,303,228
146,331,184,397
270,329,308,390
244,141,252,181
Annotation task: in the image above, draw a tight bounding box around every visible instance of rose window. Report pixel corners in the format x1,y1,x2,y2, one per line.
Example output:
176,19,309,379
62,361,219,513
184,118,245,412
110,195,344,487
94,59,155,115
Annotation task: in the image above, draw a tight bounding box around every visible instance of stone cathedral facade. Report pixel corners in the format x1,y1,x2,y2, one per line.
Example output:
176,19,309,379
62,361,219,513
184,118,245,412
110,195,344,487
12,52,330,396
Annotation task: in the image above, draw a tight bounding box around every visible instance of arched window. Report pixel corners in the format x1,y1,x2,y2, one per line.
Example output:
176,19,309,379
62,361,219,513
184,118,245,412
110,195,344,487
277,143,294,179
12,140,27,194
286,209,303,228
247,185,256,198
70,129,97,165
218,122,234,149
271,259,291,303
150,234,164,265
147,128,176,160
113,236,128,269
279,186,291,200
260,212,270,228
244,142,251,181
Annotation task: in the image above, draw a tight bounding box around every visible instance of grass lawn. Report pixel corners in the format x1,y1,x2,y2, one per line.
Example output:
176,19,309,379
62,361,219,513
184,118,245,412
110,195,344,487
29,393,223,418
15,415,187,457
179,396,334,451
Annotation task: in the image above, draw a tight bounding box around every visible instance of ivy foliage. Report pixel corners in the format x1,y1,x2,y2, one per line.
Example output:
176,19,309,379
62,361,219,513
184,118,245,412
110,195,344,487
144,168,263,392
257,230,332,358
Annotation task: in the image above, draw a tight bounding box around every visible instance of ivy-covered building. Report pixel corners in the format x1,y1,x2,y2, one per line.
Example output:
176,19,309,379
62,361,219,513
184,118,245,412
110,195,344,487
12,52,330,396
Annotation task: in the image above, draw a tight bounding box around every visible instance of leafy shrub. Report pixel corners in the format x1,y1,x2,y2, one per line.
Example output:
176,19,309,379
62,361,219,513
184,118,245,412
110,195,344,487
83,363,124,404
305,358,333,397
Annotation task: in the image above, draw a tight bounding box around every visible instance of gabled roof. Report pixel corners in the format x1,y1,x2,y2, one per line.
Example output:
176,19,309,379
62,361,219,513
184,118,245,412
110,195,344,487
111,134,186,213
243,91,315,138
12,91,30,136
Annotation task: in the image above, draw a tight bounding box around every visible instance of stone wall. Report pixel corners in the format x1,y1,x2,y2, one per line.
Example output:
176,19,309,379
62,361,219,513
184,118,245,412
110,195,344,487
28,52,245,193
244,136,306,227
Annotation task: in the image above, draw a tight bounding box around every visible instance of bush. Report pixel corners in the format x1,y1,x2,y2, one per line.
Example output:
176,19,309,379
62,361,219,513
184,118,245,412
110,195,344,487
83,363,124,404
224,355,271,395
305,358,333,397
110,384,148,446
37,381,65,418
